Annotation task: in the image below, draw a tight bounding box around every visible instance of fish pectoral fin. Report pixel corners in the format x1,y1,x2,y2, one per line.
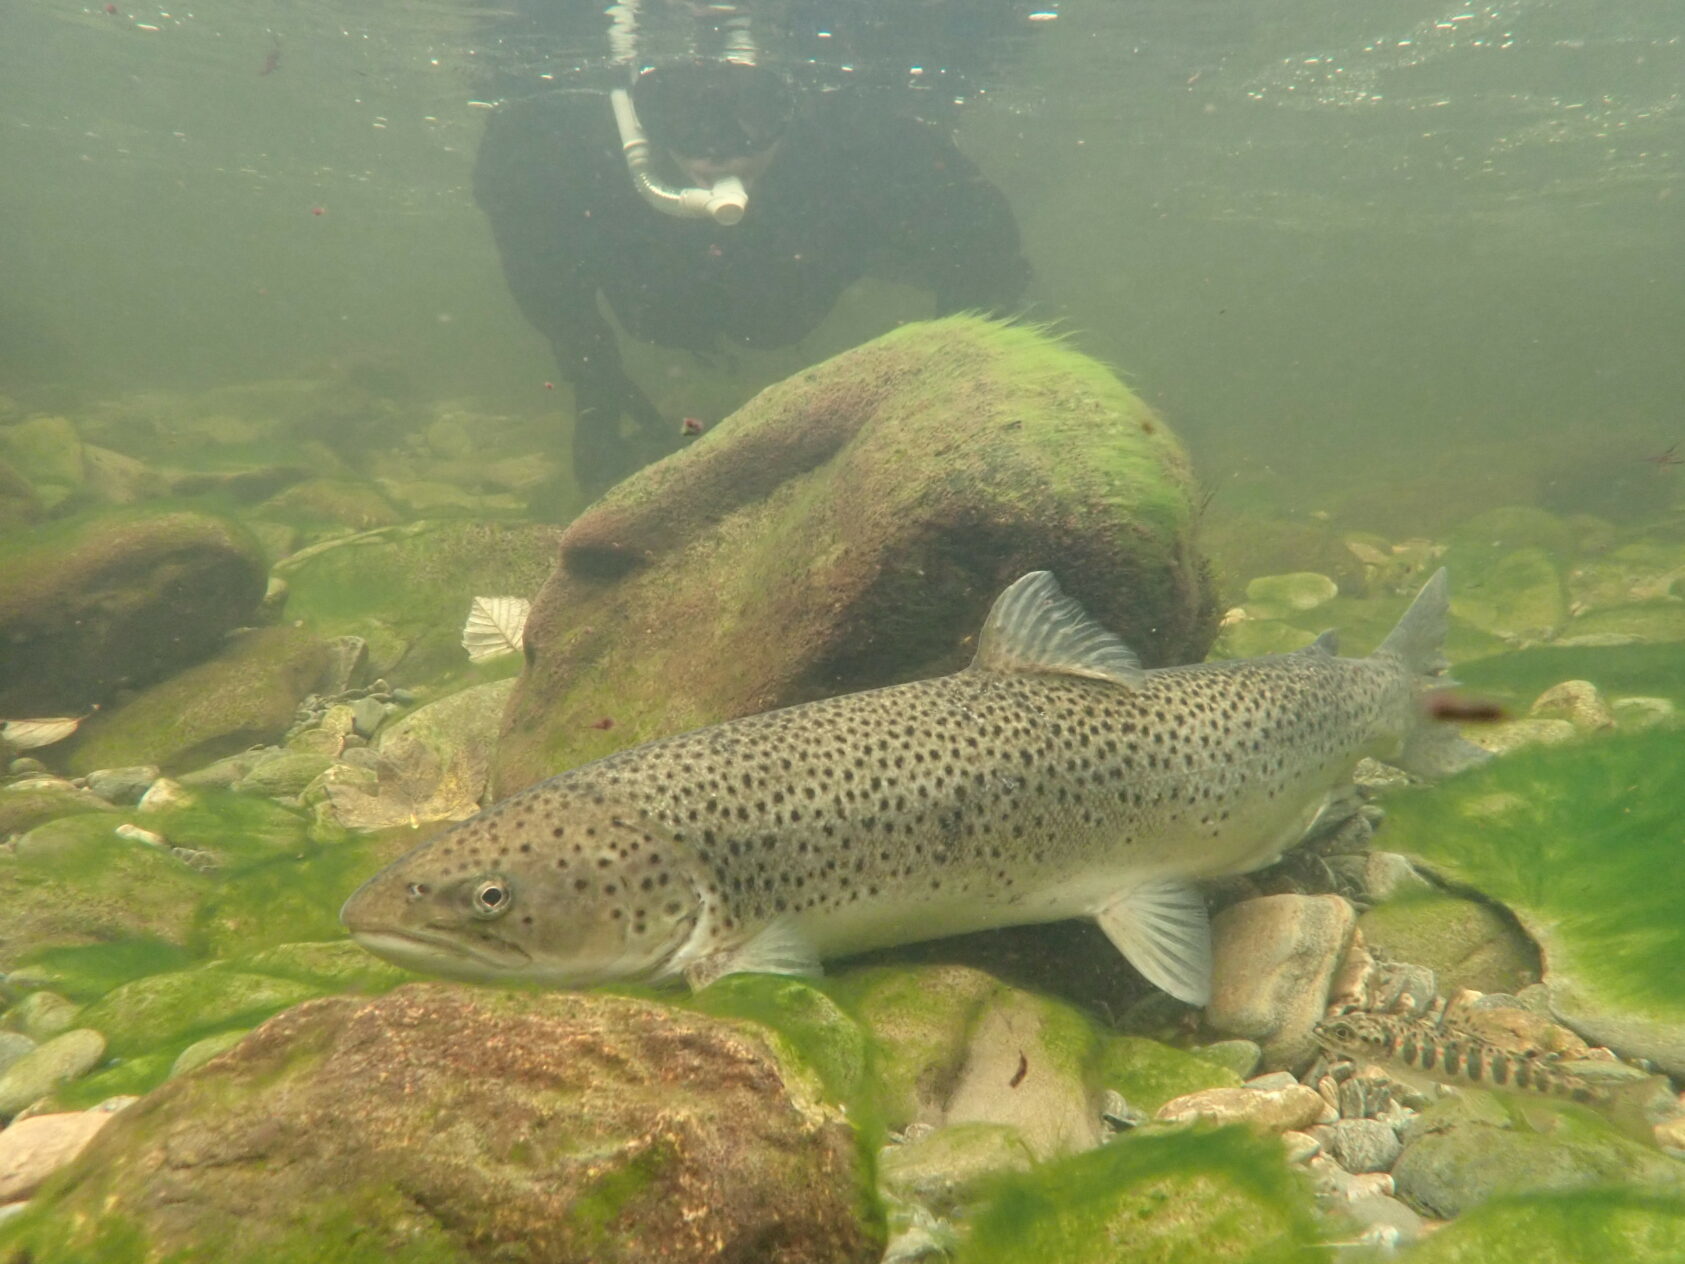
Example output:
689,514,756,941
969,571,1144,687
682,917,822,991
1095,880,1212,1007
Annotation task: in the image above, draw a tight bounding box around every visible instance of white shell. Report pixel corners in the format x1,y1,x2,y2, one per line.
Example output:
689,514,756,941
0,716,83,750
462,596,531,663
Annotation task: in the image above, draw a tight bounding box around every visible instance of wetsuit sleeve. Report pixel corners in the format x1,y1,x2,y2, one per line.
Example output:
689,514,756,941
472,97,661,432
856,115,1031,315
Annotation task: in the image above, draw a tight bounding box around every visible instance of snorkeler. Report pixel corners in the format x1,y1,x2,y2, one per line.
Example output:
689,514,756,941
473,57,1031,498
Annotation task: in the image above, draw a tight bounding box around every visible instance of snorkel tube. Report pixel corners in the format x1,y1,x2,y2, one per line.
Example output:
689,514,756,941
609,86,748,226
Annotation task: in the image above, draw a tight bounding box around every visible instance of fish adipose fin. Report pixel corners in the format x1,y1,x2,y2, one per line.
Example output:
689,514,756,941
1095,879,1212,1006
682,916,822,991
1375,567,1491,778
971,571,1145,687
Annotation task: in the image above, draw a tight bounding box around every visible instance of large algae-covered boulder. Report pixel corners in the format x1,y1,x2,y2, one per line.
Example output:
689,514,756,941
0,985,879,1264
1378,727,1685,1076
493,315,1217,794
0,509,267,715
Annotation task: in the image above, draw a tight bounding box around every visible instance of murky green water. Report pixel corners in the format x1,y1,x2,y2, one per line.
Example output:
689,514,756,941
2,2,1684,1261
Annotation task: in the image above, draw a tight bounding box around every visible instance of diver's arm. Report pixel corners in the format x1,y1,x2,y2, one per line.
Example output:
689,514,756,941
862,116,1031,315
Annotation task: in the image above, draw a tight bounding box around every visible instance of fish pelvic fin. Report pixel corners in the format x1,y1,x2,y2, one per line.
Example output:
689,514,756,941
682,916,822,991
970,571,1145,687
1376,568,1492,778
1096,879,1212,1006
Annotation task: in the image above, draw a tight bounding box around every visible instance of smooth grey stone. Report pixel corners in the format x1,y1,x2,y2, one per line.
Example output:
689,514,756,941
350,695,388,739
1318,1117,1403,1174
83,765,160,805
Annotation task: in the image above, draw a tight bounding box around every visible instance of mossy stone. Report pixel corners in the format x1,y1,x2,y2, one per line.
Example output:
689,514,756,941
688,973,869,1113
1449,505,1578,558
188,832,403,960
225,940,413,995
1564,602,1685,643
0,508,267,716
1446,546,1567,640
880,1122,1036,1216
1242,572,1338,617
256,477,402,532
1211,619,1319,660
232,751,336,798
0,826,211,964
75,967,322,1059
955,1124,1321,1264
0,985,879,1264
276,519,562,686
170,1028,250,1078
3,990,82,1042
827,964,1002,1130
1392,1092,1685,1219
1379,729,1685,1074
0,415,84,490
67,625,328,776
1399,1188,1685,1264
0,780,114,838
1357,891,1541,995
1093,1036,1243,1114
493,315,1217,796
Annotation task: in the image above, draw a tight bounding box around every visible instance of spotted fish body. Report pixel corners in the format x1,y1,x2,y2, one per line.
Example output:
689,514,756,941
342,570,1478,1003
1314,1012,1607,1106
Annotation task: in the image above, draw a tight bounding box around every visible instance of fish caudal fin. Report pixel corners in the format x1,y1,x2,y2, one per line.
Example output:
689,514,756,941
1096,879,1213,1006
1376,568,1491,778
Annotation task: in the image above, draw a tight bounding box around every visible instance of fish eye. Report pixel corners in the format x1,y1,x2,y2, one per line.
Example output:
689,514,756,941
472,875,513,920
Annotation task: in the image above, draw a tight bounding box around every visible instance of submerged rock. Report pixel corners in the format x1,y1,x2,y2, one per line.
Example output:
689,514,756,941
1206,893,1357,1072
1391,1093,1685,1219
0,1106,124,1202
67,625,329,776
0,510,267,716
492,315,1218,796
1,985,879,1263
1398,1186,1685,1264
953,1125,1322,1263
0,1029,106,1119
1378,730,1685,1077
1356,891,1540,997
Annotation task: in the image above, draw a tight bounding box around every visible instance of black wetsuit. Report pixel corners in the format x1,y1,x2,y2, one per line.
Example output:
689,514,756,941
473,87,1031,493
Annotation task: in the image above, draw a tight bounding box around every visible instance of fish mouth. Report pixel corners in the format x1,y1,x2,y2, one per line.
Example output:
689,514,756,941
347,927,532,979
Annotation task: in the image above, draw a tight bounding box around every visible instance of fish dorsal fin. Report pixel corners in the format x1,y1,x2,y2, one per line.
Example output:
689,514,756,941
971,571,1144,687
1306,629,1339,656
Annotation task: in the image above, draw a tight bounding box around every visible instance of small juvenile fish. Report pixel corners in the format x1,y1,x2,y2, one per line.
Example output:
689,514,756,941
1315,1010,1676,1144
1315,1011,1606,1105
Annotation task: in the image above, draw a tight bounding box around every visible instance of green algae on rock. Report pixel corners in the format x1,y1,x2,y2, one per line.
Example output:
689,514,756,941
275,519,563,686
0,985,881,1264
1377,727,1685,1075
0,508,267,716
491,314,1218,796
1397,1187,1685,1264
954,1125,1321,1264
1356,890,1541,996
66,624,329,775
1391,1092,1685,1220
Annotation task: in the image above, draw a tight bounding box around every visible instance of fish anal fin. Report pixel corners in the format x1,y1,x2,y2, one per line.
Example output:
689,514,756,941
1095,880,1212,1006
683,916,822,991
971,571,1144,687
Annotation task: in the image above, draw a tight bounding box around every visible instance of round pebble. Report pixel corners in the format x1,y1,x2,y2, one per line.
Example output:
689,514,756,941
0,1029,107,1118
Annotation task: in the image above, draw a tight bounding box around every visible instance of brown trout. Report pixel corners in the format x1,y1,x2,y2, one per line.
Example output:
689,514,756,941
341,569,1481,1002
